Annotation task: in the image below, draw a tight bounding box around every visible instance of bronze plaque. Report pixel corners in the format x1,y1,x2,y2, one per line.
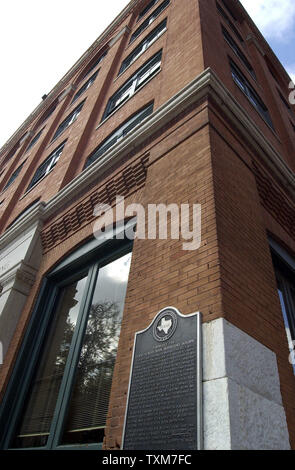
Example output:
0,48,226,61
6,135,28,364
122,307,202,450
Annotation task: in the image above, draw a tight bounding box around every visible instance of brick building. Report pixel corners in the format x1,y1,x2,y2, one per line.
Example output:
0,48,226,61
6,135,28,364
0,0,294,450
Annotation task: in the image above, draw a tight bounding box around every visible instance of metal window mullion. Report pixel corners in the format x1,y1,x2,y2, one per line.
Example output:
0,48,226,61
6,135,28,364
284,281,295,341
3,281,59,449
49,264,99,449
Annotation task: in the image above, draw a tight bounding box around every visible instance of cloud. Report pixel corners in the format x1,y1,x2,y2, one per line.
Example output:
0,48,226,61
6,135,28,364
240,0,295,41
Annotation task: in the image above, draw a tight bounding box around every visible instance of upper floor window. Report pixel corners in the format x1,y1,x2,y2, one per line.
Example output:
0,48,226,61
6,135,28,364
103,51,161,120
230,60,274,129
25,128,44,153
86,103,153,168
51,101,85,142
6,198,41,230
130,0,169,43
119,19,167,75
220,0,238,21
37,101,58,128
27,142,65,191
222,27,256,80
72,71,99,104
3,162,25,192
216,2,244,43
81,50,108,81
1,144,19,166
137,0,160,21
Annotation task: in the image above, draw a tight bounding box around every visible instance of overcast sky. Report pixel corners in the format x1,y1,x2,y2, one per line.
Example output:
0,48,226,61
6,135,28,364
0,0,294,149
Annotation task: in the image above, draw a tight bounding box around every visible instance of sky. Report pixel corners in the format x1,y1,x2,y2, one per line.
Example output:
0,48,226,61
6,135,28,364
0,0,294,149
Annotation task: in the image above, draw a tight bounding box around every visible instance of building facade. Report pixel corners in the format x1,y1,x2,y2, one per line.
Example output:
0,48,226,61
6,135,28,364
0,0,294,450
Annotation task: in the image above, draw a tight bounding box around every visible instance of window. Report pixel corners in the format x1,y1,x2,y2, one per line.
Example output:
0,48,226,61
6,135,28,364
82,51,108,80
1,233,133,449
2,144,19,165
119,19,167,75
103,51,161,120
2,162,25,192
220,0,238,21
130,0,169,43
222,27,256,80
271,242,295,373
51,101,85,141
72,71,99,104
86,103,153,168
27,143,65,191
37,101,58,128
137,0,160,21
6,198,41,230
25,128,44,153
230,60,274,129
216,2,244,43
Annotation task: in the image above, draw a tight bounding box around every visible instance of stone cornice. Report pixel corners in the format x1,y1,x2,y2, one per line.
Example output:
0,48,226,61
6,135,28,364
0,260,37,292
0,203,45,251
0,67,294,249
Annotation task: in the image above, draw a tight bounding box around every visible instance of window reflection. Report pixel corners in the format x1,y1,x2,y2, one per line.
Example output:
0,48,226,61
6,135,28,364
62,253,132,445
13,276,87,448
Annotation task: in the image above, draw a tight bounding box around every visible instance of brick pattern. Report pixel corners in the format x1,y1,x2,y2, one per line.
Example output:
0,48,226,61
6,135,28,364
253,162,295,239
0,0,295,452
41,154,149,252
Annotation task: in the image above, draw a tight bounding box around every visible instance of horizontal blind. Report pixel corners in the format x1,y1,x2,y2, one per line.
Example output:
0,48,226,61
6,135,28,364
62,253,132,445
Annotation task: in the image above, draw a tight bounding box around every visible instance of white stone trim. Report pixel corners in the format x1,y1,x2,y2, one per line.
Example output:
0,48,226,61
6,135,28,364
2,68,295,247
202,318,290,450
0,219,43,362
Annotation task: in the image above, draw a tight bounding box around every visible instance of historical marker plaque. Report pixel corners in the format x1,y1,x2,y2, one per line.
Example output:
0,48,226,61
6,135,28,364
122,307,202,450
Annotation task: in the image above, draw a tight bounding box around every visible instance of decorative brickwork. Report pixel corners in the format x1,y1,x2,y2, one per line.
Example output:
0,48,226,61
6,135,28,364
253,162,295,239
41,154,149,252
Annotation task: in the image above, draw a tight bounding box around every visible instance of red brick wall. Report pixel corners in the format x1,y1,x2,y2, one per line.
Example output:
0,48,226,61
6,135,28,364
0,0,295,450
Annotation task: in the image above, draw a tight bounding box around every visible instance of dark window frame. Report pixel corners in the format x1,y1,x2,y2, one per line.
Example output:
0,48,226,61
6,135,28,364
270,239,295,374
103,51,161,120
222,26,256,80
119,19,167,75
51,101,85,142
230,59,274,129
216,2,244,44
86,103,153,168
220,0,238,21
71,71,99,104
2,144,19,165
130,0,170,44
0,225,135,450
6,198,41,230
137,0,160,22
2,162,25,192
26,142,66,191
25,128,45,153
81,50,108,81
